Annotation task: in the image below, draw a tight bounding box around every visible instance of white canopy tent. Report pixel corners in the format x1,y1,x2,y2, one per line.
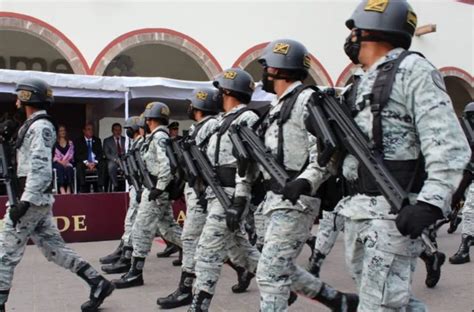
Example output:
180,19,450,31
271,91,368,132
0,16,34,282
0,69,276,120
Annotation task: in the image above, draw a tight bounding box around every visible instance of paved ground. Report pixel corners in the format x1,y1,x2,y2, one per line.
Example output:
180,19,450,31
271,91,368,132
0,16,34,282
5,224,474,312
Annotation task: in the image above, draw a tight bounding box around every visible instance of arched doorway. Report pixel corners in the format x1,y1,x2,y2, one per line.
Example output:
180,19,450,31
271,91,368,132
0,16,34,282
440,67,474,116
0,12,88,74
233,42,334,87
91,28,221,79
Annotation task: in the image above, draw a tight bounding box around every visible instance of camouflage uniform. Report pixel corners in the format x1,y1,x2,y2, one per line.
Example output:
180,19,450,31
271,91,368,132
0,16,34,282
239,82,330,311
462,182,474,236
0,111,101,305
338,48,470,311
132,126,182,259
194,105,260,296
314,208,344,256
181,116,219,274
121,136,144,248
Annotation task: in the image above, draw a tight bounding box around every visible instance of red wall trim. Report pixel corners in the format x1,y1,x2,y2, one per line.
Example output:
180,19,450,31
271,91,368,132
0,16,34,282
439,66,474,84
0,12,89,74
90,28,222,76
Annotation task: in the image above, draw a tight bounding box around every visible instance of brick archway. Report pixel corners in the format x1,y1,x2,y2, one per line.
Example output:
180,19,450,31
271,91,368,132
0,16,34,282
440,67,474,88
91,28,222,78
0,12,88,74
232,42,334,87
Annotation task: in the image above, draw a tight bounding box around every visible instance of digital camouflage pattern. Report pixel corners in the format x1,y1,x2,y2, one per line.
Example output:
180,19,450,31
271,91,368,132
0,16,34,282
0,111,99,305
338,48,471,311
131,126,182,258
462,182,474,236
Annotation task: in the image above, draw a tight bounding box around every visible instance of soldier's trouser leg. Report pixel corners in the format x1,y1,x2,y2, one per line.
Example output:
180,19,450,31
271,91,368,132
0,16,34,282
314,210,344,255
253,203,267,251
257,208,323,311
0,205,98,304
122,188,140,247
181,186,207,274
156,196,182,248
194,197,259,295
462,195,474,236
344,218,426,312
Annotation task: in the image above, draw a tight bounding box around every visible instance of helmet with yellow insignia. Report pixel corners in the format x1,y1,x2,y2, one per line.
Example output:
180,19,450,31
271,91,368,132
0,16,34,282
346,0,417,49
15,78,54,109
143,101,170,125
213,68,255,104
258,39,311,73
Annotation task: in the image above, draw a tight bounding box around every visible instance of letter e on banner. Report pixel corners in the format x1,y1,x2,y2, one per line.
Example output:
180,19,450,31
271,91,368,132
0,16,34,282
73,215,87,232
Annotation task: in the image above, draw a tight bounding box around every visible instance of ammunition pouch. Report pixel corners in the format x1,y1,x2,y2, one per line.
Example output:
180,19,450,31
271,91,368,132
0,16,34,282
215,167,237,188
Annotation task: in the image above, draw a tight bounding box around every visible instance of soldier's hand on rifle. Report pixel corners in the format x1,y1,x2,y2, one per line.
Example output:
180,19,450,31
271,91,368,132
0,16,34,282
395,202,444,239
226,196,247,232
9,201,30,227
148,188,163,201
282,179,311,205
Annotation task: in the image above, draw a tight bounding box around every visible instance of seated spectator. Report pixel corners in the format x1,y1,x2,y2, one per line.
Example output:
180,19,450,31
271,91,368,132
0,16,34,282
74,122,107,193
53,125,75,194
103,122,125,191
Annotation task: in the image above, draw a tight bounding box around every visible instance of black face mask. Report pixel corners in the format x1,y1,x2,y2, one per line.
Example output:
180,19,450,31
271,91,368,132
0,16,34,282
125,128,135,139
261,71,276,94
213,90,224,111
344,31,361,65
144,124,151,134
16,103,27,122
187,105,196,121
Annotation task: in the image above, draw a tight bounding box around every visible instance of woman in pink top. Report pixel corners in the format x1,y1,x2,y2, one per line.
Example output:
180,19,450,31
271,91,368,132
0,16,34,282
53,125,75,194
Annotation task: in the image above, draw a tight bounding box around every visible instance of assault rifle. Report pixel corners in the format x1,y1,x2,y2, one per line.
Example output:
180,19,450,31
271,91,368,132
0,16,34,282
118,153,141,194
134,149,155,190
229,124,318,209
185,141,232,211
0,120,20,210
305,87,438,252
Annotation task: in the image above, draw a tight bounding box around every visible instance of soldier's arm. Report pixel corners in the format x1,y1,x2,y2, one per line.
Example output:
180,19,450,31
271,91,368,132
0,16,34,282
295,90,332,195
154,132,172,191
21,121,55,205
409,58,471,215
234,111,261,198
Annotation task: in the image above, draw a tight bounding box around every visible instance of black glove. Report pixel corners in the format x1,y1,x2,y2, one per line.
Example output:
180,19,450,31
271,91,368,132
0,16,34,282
136,190,142,204
395,202,444,239
226,196,247,232
9,201,30,227
282,179,311,204
148,188,163,201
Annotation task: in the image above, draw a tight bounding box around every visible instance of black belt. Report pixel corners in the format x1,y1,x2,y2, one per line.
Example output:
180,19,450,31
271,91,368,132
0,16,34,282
348,159,425,197
215,167,237,188
263,170,299,195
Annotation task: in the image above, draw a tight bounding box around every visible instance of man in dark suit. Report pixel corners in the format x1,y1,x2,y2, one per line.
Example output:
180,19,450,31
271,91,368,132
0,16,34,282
103,123,126,191
74,122,107,193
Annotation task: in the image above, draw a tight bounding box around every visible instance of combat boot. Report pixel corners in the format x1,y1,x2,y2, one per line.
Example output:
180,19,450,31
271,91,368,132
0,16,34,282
307,249,326,278
172,248,183,266
157,271,194,309
313,283,358,312
99,240,123,264
420,251,445,288
111,257,145,289
77,264,115,312
225,260,254,293
0,304,4,312
449,234,473,264
288,291,298,306
157,241,179,258
187,290,213,312
101,246,133,274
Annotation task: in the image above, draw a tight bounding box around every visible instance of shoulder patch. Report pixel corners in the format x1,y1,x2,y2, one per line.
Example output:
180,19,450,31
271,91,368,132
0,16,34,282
42,127,54,148
158,138,168,148
431,70,447,93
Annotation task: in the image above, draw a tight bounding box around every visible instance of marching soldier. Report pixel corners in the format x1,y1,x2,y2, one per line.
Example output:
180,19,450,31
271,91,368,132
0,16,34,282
101,116,145,274
190,69,261,311
112,102,183,289
337,1,470,310
0,78,114,312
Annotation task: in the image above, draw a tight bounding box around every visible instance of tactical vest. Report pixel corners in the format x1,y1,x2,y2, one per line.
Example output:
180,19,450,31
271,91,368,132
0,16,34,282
350,50,426,196
16,113,57,195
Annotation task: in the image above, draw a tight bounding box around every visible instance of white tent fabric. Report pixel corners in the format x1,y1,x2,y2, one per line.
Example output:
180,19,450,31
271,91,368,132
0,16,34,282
0,69,275,102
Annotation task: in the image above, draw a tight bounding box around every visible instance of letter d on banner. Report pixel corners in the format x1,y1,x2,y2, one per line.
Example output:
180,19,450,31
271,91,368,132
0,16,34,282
55,216,71,232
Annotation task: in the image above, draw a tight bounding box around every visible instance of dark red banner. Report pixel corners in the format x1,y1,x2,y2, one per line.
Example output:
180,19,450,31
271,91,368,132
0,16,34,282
0,193,187,243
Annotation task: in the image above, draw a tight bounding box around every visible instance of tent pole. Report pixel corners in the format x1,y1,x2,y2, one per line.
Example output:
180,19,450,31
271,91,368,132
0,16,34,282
124,90,130,191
